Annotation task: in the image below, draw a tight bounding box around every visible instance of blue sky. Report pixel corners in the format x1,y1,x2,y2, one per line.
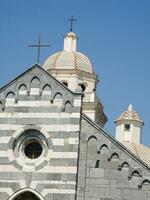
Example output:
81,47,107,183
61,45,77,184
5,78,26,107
0,0,150,145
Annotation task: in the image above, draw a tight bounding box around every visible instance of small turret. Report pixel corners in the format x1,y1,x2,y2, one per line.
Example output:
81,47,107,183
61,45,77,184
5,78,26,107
115,105,144,144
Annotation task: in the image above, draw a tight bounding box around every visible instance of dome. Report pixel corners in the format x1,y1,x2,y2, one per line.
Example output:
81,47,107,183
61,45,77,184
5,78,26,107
43,51,94,74
43,32,94,74
115,104,143,124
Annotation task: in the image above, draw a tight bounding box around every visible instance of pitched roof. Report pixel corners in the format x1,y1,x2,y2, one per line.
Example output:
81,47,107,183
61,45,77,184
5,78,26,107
122,142,150,166
82,113,150,171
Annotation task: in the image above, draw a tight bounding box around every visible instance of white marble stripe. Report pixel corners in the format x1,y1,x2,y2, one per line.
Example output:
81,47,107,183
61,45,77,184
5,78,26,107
23,165,35,172
42,91,51,95
18,91,27,95
74,98,81,107
6,97,81,106
0,165,19,172
0,112,80,118
5,100,80,107
5,101,51,107
52,138,78,146
0,137,10,143
0,165,76,173
30,180,76,189
30,88,40,95
0,151,7,157
0,125,23,130
0,137,78,145
0,151,77,159
0,124,79,131
51,152,77,158
0,188,13,195
38,166,77,173
41,188,75,196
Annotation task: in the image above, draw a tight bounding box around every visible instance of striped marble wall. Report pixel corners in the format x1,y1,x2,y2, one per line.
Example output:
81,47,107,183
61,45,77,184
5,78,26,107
0,65,82,200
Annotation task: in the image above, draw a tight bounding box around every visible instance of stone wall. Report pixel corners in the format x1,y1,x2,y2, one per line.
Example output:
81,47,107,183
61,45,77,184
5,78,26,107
77,115,150,200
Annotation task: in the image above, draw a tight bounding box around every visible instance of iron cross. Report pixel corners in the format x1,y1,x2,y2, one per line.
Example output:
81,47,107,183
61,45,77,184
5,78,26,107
28,35,50,63
68,16,77,32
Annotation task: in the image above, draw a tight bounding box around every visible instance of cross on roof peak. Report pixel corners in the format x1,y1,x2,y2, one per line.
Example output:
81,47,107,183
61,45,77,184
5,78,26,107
67,16,77,32
28,35,50,64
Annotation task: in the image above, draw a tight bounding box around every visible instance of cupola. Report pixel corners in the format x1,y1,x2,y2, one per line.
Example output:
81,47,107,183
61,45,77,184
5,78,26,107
42,31,107,126
115,105,144,144
43,32,94,74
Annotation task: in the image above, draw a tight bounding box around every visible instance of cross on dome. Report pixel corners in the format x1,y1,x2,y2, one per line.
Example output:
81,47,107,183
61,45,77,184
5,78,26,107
67,16,77,32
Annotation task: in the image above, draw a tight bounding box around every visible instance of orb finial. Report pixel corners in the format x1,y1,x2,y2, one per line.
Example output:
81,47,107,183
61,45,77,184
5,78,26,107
128,104,133,112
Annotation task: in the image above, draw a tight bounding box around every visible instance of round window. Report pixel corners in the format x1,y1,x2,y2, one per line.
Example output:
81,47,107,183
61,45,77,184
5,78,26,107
24,140,43,159
11,128,52,171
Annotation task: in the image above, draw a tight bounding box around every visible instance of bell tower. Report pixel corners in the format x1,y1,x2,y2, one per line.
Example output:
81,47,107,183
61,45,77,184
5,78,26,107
43,31,107,126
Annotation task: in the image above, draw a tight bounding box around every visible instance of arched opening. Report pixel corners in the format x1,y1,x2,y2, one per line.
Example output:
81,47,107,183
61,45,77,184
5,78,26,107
79,83,86,92
42,84,51,96
87,136,97,167
139,179,150,190
65,101,71,113
121,161,129,169
100,144,109,154
13,192,40,200
30,76,40,95
53,93,63,107
110,152,119,161
62,81,68,87
9,189,45,200
5,92,15,106
18,84,27,95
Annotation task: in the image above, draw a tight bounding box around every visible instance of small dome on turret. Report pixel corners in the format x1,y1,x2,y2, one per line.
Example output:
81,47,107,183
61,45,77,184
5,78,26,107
43,32,94,74
115,105,150,165
115,104,144,124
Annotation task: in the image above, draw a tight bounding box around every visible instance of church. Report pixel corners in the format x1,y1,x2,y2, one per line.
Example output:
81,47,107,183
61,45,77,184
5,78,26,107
0,28,150,200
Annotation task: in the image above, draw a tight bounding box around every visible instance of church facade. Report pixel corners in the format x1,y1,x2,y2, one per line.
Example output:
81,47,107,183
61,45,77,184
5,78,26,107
0,31,150,200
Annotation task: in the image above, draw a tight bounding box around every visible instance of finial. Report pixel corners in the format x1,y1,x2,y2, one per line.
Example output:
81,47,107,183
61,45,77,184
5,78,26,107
128,104,133,112
67,16,77,32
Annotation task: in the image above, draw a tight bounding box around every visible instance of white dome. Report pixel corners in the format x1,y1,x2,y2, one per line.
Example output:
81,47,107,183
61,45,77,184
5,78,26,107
43,32,94,74
43,51,94,74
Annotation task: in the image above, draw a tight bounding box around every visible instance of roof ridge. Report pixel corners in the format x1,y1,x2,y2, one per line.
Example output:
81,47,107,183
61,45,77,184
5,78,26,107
82,113,150,171
0,64,82,97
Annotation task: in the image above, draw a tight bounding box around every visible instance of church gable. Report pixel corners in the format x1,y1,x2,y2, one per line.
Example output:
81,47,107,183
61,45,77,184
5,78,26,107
0,64,82,112
77,114,150,200
0,64,82,200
